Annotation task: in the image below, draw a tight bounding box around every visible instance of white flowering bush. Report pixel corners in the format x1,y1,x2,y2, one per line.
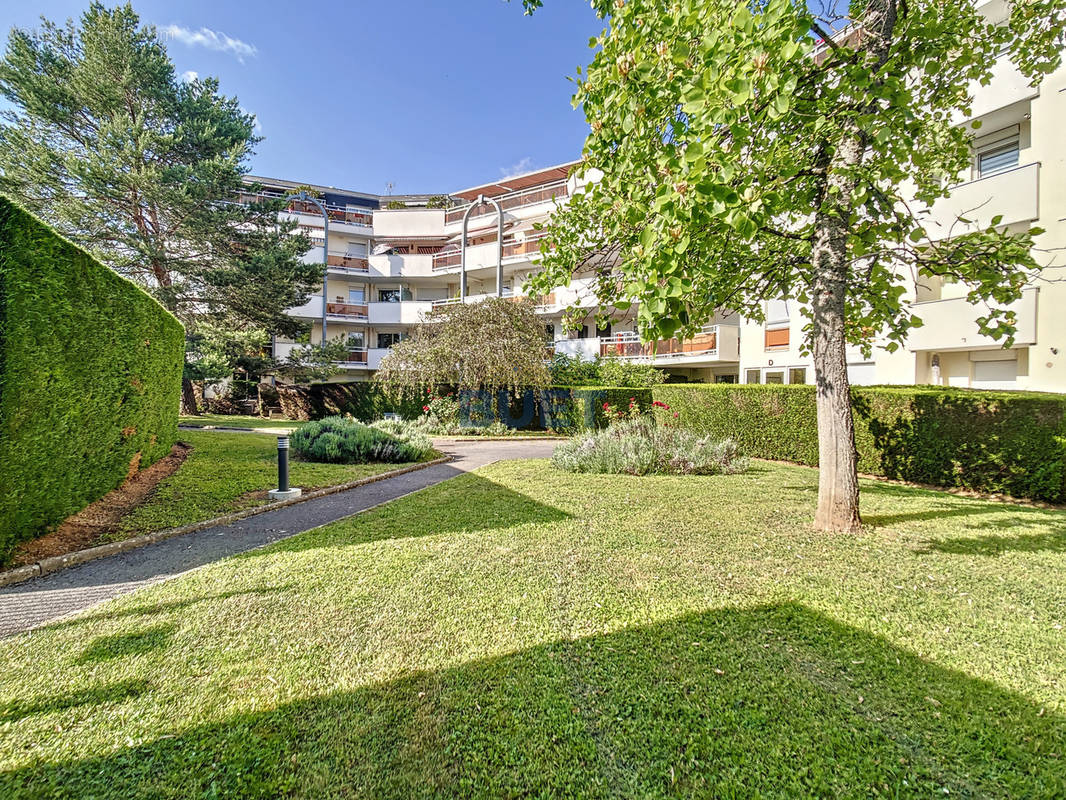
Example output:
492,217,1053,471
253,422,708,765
551,418,747,476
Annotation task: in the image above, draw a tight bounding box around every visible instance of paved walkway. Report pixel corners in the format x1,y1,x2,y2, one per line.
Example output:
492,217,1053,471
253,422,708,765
0,439,556,637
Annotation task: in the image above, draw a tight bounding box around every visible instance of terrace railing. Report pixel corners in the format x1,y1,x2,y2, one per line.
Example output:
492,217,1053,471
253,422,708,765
444,180,569,224
326,302,369,319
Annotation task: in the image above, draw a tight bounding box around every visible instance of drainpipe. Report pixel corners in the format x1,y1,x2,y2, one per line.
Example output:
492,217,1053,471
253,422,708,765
460,193,505,302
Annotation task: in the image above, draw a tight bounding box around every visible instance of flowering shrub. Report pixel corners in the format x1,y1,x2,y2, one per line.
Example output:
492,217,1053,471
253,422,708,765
551,418,747,476
420,391,461,432
291,416,433,464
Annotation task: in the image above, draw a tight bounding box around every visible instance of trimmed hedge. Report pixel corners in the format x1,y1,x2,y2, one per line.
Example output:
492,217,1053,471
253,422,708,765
651,384,1066,503
277,382,425,421
0,198,184,560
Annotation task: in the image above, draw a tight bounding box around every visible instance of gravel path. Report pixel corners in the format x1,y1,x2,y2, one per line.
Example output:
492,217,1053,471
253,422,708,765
0,439,557,637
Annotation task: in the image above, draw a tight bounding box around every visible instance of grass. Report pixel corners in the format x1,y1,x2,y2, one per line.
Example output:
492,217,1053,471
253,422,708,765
107,430,424,540
1,459,1064,797
178,414,308,430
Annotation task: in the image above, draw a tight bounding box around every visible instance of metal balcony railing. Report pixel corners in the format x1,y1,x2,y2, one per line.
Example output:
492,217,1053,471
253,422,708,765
599,327,720,359
444,180,569,224
326,302,369,319
326,254,369,272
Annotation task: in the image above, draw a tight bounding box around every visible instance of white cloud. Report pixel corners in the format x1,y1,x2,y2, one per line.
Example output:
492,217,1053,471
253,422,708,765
179,70,198,83
162,24,257,63
240,106,263,134
499,157,535,180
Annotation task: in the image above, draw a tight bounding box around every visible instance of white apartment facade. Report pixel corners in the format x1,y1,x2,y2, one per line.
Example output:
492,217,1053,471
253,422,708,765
257,0,1065,393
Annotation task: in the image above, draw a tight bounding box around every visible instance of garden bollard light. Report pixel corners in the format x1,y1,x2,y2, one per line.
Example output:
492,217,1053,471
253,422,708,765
268,435,302,501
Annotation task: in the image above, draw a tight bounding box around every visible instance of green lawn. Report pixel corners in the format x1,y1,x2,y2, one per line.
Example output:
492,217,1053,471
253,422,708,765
108,430,420,540
178,414,308,430
1,459,1064,797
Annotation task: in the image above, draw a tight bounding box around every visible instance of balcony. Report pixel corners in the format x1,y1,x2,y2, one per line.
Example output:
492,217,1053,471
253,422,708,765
924,162,1039,240
338,348,389,370
953,56,1040,123
367,300,434,325
286,199,373,228
444,181,569,225
326,254,369,274
326,302,368,321
286,294,323,319
906,286,1038,352
595,326,740,363
432,233,550,272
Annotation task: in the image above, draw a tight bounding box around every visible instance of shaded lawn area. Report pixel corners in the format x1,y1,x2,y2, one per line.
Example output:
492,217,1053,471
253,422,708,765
178,414,308,430
106,430,421,541
1,459,1064,798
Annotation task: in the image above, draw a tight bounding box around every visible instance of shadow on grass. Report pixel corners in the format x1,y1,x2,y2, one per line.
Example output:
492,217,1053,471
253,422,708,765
4,604,1062,798
75,624,175,665
254,473,572,556
918,529,1066,557
0,679,150,724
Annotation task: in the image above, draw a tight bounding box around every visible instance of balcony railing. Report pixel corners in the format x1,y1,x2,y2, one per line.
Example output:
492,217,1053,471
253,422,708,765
431,233,550,271
599,328,720,359
287,199,373,227
326,302,369,319
326,254,370,273
342,349,368,365
444,181,569,224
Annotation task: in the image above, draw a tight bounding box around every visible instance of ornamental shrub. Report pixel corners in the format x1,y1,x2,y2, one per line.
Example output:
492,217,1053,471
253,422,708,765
650,384,1066,502
547,353,666,387
552,418,747,476
291,416,433,464
0,198,184,561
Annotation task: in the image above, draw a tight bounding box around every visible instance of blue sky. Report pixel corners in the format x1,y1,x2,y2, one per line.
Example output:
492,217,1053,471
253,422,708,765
0,0,604,194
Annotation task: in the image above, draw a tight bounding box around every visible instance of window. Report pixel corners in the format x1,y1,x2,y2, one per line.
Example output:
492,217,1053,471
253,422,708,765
745,369,761,384
764,299,790,349
544,323,555,341
764,370,785,385
788,367,807,385
577,325,591,339
346,332,365,349
348,288,365,303
977,138,1019,178
596,323,612,337
715,374,737,384
346,241,367,258
377,332,403,349
378,289,400,303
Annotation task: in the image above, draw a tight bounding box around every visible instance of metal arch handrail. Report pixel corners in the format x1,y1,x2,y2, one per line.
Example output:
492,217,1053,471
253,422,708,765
460,193,504,302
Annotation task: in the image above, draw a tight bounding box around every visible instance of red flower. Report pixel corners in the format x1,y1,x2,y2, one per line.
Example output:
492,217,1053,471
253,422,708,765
422,405,429,412
602,402,609,409
629,397,635,402
673,412,679,418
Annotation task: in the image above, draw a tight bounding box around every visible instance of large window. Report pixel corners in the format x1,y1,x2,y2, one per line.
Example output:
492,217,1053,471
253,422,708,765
346,332,365,350
348,288,365,303
378,288,400,303
377,332,403,349
745,369,761,384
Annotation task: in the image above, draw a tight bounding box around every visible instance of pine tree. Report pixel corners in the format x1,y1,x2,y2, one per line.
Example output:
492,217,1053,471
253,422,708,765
0,3,319,413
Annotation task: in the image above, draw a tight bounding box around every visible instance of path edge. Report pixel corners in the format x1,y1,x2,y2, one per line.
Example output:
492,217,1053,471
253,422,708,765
0,455,450,589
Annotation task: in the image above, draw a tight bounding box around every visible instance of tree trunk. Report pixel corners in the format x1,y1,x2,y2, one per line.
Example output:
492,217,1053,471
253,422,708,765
180,376,199,416
808,0,898,532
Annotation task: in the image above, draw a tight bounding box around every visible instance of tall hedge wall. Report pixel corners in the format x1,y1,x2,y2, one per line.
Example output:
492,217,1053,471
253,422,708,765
650,384,1066,503
0,198,184,560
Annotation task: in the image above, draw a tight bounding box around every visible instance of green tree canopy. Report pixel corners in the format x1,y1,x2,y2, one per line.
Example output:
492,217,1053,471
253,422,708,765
375,298,551,396
524,0,1065,530
0,3,319,411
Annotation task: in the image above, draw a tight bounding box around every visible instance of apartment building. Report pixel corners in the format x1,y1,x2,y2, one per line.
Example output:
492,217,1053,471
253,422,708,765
257,0,1064,393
